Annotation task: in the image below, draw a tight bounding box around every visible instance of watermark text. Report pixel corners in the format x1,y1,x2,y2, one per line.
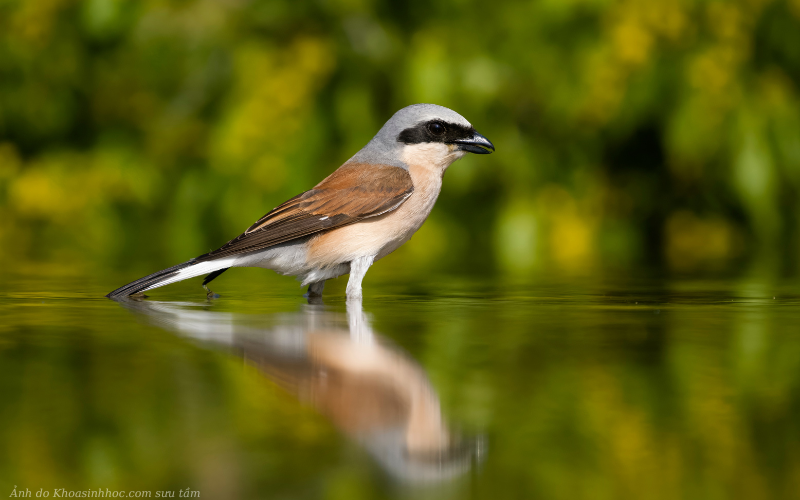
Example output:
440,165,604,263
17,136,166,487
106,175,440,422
9,486,199,498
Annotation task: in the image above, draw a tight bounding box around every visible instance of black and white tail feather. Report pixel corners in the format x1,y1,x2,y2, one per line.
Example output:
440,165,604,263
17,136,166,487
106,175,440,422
106,259,232,298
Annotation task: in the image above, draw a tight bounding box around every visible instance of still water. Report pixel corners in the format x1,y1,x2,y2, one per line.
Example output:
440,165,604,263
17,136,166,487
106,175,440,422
1,269,799,499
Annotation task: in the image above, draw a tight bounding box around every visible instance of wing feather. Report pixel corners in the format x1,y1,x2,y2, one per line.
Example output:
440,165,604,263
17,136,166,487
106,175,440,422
195,163,413,262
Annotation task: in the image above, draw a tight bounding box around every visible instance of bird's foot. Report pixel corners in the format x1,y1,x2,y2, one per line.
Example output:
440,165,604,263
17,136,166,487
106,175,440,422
304,290,324,305
304,281,325,299
306,295,324,305
203,285,220,300
345,291,363,301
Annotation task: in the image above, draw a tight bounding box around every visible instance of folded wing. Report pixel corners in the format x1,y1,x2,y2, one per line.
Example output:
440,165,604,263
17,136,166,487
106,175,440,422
196,163,414,262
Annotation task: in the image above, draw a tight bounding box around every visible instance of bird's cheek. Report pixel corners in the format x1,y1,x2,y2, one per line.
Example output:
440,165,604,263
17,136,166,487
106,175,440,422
440,150,467,171
446,144,467,159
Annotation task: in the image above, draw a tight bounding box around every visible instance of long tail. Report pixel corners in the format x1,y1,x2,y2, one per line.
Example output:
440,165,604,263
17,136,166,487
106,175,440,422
106,258,235,298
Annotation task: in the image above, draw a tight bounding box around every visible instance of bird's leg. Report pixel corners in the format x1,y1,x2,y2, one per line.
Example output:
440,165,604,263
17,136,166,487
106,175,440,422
203,284,220,300
308,280,325,297
304,280,325,303
345,255,374,300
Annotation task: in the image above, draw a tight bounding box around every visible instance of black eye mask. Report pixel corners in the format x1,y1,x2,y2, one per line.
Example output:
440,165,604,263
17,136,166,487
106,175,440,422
397,120,476,145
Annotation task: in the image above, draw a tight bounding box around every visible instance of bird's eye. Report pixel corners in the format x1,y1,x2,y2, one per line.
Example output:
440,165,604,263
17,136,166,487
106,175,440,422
427,122,446,136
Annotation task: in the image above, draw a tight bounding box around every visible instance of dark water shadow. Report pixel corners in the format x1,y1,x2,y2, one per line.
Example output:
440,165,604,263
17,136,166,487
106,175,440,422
113,297,485,484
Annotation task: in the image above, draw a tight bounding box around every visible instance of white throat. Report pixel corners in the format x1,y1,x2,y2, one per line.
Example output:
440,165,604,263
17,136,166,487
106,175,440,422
400,143,467,174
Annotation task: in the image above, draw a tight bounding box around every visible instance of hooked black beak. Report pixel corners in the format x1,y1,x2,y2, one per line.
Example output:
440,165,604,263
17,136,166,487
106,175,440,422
454,130,495,154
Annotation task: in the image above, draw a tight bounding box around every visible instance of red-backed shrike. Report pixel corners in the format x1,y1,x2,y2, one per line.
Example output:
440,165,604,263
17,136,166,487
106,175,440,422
108,104,494,300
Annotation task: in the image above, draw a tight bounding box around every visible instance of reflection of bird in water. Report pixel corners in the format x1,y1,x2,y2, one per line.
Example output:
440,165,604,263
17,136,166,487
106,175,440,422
117,298,485,483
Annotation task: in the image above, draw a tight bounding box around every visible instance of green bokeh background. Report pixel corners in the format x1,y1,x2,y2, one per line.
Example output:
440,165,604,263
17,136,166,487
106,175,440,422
1,0,800,277
3,3,800,498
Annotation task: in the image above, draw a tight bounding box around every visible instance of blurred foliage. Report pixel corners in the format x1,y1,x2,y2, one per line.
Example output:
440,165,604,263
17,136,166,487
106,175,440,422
1,0,800,278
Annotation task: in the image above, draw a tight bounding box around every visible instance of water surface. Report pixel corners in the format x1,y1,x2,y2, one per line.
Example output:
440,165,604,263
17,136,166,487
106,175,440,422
1,270,799,499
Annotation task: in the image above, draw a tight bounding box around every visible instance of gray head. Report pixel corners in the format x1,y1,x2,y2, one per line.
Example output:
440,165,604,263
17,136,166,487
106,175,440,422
349,104,494,169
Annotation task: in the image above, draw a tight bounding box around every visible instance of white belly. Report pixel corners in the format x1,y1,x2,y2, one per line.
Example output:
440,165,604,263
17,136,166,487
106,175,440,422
232,239,351,286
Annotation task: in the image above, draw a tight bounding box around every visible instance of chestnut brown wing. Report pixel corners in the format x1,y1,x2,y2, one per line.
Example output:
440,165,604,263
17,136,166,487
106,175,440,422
196,163,413,261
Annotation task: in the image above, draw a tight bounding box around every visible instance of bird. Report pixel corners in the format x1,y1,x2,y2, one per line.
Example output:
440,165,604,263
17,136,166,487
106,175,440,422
106,103,494,300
